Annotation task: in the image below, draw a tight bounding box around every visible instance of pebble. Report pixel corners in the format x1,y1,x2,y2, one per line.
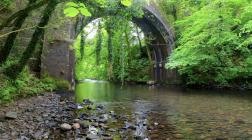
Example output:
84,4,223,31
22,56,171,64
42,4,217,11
174,133,183,139
74,119,80,123
60,123,72,130
72,123,80,129
86,134,100,140
108,128,116,132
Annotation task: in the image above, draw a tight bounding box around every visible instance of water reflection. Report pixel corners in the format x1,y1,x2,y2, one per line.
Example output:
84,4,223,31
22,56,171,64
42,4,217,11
75,80,252,139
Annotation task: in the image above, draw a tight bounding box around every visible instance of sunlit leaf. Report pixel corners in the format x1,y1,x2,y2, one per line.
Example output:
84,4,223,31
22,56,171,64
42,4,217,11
79,7,92,17
64,7,79,17
121,0,132,7
66,2,78,7
79,3,86,8
96,0,106,5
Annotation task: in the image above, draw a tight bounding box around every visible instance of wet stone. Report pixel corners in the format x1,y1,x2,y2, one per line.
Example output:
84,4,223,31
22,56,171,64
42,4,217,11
73,123,81,129
102,136,113,140
60,123,72,130
96,105,104,110
5,112,18,119
86,134,100,140
80,120,90,128
83,99,93,105
0,116,5,122
234,119,246,124
33,130,44,139
174,133,183,139
0,128,4,134
74,119,81,123
108,128,116,132
20,136,29,140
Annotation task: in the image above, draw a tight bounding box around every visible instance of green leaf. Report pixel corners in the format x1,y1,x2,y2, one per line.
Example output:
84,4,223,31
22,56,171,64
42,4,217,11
79,3,86,8
121,0,132,7
64,7,79,17
79,7,92,17
66,2,78,7
96,0,106,5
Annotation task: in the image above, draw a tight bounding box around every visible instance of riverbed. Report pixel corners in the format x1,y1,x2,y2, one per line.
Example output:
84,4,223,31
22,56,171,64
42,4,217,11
76,80,252,139
1,80,252,139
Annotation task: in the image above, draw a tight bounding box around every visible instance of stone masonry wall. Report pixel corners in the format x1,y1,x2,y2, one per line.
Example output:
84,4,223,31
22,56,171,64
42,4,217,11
41,2,76,83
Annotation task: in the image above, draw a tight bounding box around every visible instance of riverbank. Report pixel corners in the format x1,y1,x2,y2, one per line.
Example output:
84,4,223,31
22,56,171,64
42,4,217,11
0,92,76,139
0,91,181,139
77,78,252,91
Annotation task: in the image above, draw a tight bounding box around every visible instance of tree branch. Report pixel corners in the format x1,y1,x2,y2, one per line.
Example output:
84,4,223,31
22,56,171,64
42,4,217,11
0,0,49,31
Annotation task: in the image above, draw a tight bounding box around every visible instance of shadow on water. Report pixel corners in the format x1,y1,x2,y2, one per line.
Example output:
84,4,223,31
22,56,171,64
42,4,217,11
75,79,252,139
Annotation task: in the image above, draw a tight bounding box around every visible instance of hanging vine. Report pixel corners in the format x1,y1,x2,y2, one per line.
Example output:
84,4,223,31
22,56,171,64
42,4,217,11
95,21,102,65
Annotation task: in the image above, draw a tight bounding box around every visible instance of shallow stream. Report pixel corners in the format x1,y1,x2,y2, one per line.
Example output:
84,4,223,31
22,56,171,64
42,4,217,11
75,80,252,139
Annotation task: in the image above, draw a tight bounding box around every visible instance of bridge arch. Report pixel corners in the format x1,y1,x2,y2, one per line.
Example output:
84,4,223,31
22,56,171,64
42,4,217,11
41,3,177,84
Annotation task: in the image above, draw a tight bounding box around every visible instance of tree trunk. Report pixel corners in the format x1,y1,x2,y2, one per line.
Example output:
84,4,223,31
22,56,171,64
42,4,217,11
4,0,58,79
0,0,49,31
0,0,37,65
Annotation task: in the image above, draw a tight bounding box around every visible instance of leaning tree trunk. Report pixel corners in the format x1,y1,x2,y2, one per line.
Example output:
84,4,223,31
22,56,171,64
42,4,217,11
0,0,49,31
0,0,37,65
4,0,58,79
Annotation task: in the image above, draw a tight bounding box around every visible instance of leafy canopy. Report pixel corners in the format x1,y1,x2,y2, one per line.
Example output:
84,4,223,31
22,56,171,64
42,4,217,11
64,0,133,17
165,0,252,85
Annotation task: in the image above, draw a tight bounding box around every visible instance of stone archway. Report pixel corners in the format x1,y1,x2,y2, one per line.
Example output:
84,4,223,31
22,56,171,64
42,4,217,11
41,3,177,84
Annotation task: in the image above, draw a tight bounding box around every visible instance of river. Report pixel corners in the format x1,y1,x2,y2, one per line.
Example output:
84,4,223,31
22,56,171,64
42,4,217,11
75,79,252,139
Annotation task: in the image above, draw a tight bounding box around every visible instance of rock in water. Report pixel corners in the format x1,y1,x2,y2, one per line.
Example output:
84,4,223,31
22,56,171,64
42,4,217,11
88,126,98,135
72,123,80,129
83,99,93,105
87,134,100,140
5,112,17,119
147,81,155,85
60,123,72,130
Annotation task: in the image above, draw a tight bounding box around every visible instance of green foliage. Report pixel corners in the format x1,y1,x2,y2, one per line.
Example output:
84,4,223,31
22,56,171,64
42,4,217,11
121,0,133,7
64,0,133,18
165,0,252,86
0,0,13,7
72,0,149,83
74,17,150,83
64,2,92,17
0,61,70,104
74,31,108,81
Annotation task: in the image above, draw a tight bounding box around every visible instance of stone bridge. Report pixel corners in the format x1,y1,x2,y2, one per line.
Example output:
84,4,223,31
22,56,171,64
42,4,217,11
41,3,178,84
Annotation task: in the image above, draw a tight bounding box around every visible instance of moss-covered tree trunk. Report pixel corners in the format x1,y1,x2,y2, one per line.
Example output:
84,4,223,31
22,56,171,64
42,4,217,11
4,0,58,79
0,0,48,31
0,0,37,65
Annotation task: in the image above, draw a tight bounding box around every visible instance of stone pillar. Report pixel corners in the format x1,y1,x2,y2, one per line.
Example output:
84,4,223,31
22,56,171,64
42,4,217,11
41,3,76,84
